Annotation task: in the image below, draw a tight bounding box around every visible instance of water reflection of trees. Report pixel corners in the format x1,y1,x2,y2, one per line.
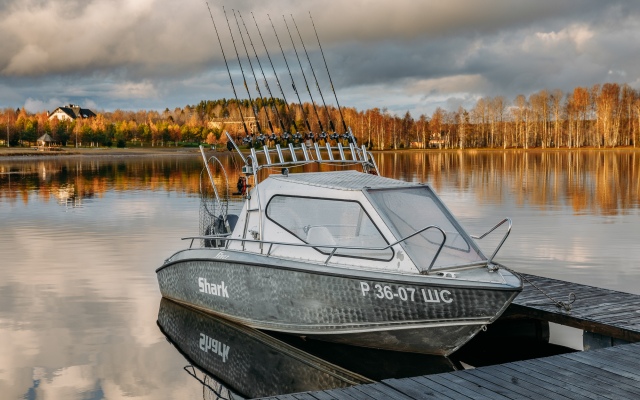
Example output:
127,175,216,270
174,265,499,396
0,155,242,206
374,150,639,214
1,150,638,214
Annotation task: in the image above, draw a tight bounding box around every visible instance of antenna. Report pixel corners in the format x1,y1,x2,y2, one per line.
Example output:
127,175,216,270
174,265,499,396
232,10,275,136
222,6,263,135
251,12,298,135
268,14,313,134
237,11,287,135
291,14,336,133
282,15,325,134
309,12,349,134
205,3,250,137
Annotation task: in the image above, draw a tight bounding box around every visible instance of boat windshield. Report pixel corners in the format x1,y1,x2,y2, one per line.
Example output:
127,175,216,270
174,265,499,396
266,195,393,261
366,186,486,271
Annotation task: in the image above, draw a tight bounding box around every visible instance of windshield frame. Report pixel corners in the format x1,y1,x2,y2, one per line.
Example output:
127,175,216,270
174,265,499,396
363,185,487,271
265,194,395,262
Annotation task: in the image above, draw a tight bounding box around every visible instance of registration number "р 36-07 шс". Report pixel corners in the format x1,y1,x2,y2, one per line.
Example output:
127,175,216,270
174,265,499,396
360,282,453,304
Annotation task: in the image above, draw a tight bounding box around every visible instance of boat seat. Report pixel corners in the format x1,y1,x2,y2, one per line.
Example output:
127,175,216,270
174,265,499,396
306,226,336,246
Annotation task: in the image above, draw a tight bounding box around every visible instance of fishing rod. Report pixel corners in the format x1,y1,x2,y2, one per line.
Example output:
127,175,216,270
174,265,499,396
309,12,349,135
222,6,263,136
205,3,250,138
268,14,313,135
232,9,275,139
237,11,287,136
282,15,325,135
290,14,336,133
251,12,299,136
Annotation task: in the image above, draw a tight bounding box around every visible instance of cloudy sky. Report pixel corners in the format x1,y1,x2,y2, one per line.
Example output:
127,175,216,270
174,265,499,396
1,0,640,117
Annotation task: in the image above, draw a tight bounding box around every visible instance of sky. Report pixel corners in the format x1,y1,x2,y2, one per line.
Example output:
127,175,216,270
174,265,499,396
2,0,640,117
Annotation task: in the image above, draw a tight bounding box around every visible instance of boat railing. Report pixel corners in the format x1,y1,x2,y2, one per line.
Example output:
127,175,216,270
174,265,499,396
225,132,379,175
246,141,379,174
470,218,512,264
183,224,446,274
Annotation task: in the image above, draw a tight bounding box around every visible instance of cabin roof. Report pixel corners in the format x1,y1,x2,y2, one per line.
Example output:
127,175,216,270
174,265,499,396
268,170,415,191
49,104,97,120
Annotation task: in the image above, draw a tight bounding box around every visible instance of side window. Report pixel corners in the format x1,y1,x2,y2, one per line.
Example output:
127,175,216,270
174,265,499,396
266,196,393,261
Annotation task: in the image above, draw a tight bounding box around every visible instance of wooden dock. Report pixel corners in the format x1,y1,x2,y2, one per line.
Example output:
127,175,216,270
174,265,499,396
262,343,640,399
509,273,640,345
261,274,640,399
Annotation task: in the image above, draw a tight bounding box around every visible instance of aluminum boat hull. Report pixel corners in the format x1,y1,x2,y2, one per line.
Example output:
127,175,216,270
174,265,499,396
156,248,522,356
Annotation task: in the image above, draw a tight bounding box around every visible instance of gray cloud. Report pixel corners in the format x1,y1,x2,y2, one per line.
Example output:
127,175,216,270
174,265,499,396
1,0,640,116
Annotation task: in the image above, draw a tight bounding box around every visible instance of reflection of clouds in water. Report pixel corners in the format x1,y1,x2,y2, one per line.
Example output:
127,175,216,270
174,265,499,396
0,291,200,399
39,365,96,399
0,192,205,399
0,328,40,392
0,328,204,399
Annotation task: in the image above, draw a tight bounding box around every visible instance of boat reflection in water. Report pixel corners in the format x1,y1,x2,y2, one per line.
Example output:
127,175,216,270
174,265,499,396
157,298,371,398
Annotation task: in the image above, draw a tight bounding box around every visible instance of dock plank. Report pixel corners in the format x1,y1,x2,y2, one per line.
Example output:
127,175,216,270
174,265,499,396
504,363,601,400
452,370,531,400
516,360,604,400
382,377,459,399
427,373,513,400
410,376,476,399
518,359,624,400
467,366,568,400
298,392,341,400
536,356,640,398
562,351,640,383
317,388,367,400
607,347,640,368
292,395,322,400
351,383,413,400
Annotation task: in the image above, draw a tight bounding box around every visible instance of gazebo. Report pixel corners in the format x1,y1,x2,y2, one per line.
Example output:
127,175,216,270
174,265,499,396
37,133,54,151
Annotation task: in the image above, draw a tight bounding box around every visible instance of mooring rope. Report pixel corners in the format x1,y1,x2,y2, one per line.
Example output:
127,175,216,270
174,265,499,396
501,265,576,312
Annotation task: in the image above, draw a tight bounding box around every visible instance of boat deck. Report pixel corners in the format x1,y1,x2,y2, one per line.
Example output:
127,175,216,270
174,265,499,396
261,273,640,400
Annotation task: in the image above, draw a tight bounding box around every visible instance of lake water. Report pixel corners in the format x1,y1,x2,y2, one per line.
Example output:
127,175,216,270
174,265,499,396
0,149,638,399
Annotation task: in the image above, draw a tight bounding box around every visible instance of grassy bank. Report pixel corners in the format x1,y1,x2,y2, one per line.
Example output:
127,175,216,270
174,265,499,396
0,145,206,159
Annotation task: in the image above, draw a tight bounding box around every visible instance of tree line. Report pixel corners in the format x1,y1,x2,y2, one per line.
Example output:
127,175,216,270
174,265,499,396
1,82,638,149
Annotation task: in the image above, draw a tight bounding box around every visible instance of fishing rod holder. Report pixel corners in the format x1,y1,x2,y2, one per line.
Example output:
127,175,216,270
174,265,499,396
239,140,378,175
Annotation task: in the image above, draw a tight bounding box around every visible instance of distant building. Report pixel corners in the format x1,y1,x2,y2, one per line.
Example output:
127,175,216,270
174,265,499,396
48,104,97,122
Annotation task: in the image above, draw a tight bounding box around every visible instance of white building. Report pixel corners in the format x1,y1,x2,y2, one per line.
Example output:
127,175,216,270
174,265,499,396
48,104,97,122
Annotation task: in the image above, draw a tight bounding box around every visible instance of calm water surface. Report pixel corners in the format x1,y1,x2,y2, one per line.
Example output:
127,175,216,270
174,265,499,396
0,150,638,399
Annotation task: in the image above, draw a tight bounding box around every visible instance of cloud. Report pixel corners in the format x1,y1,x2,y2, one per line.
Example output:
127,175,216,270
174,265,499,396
2,0,640,115
24,97,68,113
408,75,490,97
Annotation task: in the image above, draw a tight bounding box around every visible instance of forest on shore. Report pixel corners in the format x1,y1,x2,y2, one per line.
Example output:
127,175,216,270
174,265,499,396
1,82,639,150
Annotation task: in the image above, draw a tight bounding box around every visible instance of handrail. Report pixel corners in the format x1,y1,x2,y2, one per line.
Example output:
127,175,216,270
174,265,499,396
470,218,512,264
183,224,447,273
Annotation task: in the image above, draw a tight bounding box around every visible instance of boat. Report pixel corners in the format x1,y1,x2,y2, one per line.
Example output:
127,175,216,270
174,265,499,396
157,298,370,399
156,138,523,356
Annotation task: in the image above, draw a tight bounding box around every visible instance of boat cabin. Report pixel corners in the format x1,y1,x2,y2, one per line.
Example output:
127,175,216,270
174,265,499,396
227,170,487,274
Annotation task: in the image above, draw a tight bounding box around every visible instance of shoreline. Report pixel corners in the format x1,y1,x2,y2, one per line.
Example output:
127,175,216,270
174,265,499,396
0,146,204,161
0,145,637,161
